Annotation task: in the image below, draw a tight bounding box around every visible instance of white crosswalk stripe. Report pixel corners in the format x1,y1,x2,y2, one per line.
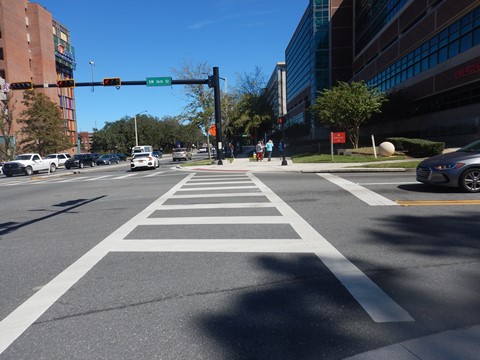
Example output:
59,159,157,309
0,171,167,186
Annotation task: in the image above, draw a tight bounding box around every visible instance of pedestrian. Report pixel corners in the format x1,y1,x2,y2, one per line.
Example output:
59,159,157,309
255,141,264,161
229,142,235,159
265,139,274,161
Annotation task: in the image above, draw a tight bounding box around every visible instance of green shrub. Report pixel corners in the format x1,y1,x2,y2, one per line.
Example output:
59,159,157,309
386,137,444,157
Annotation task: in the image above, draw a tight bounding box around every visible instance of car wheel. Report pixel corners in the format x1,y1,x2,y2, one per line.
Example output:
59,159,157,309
116,160,120,164
5,173,12,177
79,162,84,169
25,166,33,176
460,168,480,193
91,162,96,167
50,163,57,172
65,165,70,170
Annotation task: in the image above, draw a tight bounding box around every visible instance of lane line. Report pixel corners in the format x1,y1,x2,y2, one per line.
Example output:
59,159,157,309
317,173,399,206
249,173,413,323
0,174,195,354
396,199,480,206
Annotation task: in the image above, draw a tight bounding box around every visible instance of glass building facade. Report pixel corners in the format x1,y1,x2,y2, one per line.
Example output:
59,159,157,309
285,0,332,126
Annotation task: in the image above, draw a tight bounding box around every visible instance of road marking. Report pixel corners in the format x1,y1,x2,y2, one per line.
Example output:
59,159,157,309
112,239,306,253
357,182,418,186
250,173,412,323
0,171,413,354
111,173,139,179
169,192,264,199
396,199,480,206
176,185,257,191
142,171,165,177
83,175,112,181
183,180,252,186
317,173,399,206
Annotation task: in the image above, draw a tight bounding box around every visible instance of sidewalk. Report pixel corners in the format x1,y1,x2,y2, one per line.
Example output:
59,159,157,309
186,149,410,173
344,324,480,360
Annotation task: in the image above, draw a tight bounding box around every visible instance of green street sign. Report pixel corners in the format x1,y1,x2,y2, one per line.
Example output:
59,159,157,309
146,77,172,87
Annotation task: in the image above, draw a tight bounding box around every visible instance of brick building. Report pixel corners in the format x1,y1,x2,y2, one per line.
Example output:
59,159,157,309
0,0,77,156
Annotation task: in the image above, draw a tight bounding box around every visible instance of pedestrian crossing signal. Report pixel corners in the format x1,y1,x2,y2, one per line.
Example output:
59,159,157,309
10,81,33,90
278,117,284,124
57,79,75,88
102,78,121,86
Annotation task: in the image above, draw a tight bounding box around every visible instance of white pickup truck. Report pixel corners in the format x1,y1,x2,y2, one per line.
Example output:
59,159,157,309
2,153,59,177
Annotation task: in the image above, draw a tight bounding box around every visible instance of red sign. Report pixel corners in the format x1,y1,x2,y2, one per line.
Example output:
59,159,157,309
331,132,346,144
208,124,216,136
455,62,480,79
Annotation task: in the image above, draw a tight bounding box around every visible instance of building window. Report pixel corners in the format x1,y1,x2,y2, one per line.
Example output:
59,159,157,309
367,6,480,92
0,48,3,61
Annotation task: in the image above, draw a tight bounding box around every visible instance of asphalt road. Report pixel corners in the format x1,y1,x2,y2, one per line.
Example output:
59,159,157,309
0,166,478,359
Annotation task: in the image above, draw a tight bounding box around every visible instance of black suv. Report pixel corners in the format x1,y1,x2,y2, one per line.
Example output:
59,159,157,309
65,153,99,169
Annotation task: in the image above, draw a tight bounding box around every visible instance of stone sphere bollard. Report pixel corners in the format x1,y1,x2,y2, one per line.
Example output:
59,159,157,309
378,141,395,157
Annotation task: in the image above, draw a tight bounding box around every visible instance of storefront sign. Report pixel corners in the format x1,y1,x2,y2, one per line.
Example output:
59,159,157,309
455,62,480,79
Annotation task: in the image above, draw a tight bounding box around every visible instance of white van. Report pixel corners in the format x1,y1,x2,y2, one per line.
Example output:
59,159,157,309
131,145,153,156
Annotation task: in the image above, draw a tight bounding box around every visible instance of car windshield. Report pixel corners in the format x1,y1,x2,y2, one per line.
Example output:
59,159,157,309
133,153,150,159
173,148,186,153
457,140,480,153
99,155,111,159
45,155,56,159
14,155,32,160
73,155,85,160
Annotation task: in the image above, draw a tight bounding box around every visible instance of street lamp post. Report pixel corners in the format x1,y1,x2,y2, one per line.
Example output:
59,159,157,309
134,110,148,147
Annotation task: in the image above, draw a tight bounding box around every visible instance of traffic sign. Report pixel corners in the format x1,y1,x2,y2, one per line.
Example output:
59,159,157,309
331,132,346,144
146,77,172,87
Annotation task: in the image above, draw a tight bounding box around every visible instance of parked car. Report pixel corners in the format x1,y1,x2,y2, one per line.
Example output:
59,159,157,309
113,153,127,161
45,153,71,167
172,147,193,161
130,152,159,171
0,161,4,175
96,154,120,165
2,153,58,177
416,139,480,193
65,153,99,169
152,150,163,158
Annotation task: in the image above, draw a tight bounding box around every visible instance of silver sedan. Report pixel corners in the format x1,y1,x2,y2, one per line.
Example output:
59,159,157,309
416,139,480,193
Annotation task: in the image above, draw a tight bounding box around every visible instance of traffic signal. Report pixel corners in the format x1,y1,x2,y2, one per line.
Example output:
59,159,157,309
102,78,121,86
10,81,33,90
207,75,214,88
57,79,75,88
278,117,284,124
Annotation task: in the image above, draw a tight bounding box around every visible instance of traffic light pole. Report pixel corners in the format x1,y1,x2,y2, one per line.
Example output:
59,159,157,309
212,67,223,165
19,67,225,165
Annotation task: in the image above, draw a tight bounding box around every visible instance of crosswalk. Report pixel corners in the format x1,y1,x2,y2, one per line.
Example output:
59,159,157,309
0,172,415,354
0,171,168,187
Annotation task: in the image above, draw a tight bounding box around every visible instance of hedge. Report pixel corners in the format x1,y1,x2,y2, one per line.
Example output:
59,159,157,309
386,137,444,157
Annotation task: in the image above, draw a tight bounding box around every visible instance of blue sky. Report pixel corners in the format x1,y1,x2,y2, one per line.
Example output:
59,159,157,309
36,0,308,132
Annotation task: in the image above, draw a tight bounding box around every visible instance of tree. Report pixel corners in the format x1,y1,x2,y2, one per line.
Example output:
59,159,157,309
171,60,215,153
17,90,71,155
232,67,273,142
0,95,17,161
311,81,387,148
